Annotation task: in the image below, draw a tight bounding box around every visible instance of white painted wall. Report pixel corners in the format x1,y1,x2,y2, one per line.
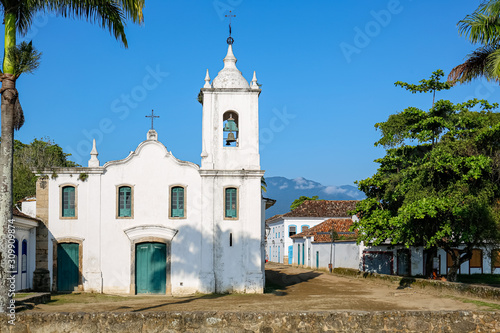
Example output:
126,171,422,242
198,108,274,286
267,217,329,264
43,136,264,294
291,239,499,277
20,200,36,218
12,216,37,291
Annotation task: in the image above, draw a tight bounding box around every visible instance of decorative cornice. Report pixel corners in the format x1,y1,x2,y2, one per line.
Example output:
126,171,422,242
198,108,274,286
123,224,178,242
199,169,265,177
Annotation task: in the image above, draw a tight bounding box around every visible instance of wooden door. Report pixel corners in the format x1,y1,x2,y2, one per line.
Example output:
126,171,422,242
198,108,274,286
57,243,79,291
136,243,166,294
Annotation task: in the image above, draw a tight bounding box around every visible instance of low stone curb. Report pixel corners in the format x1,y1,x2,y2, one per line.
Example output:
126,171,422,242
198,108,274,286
14,293,51,311
1,311,499,332
332,267,500,300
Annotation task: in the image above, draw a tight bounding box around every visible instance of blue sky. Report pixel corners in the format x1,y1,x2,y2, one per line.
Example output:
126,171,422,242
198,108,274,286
10,0,499,188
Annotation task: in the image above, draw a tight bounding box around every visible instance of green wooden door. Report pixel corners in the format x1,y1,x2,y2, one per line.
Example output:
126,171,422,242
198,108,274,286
57,243,79,291
136,243,166,294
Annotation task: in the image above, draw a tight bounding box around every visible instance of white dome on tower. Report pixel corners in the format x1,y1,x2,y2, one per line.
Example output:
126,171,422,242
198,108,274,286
212,44,250,89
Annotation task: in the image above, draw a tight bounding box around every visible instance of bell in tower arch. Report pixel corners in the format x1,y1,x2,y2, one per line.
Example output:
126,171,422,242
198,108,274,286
223,113,239,146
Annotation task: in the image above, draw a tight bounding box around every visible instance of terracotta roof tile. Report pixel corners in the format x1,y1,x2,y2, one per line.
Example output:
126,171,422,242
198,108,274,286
266,214,285,224
283,200,359,218
291,218,357,243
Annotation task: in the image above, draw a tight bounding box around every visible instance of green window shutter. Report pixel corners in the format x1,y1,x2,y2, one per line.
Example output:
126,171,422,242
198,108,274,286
225,188,237,218
62,186,75,217
119,187,132,217
171,187,184,217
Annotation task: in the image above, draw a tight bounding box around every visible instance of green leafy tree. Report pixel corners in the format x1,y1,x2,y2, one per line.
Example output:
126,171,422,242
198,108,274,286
290,196,319,211
449,0,500,83
13,138,78,204
395,69,451,107
352,71,500,282
0,0,145,313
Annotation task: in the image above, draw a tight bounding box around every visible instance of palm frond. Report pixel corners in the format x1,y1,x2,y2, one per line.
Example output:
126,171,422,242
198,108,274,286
458,12,500,46
117,0,144,24
7,41,42,77
458,0,500,46
487,45,500,78
42,1,128,46
448,45,500,83
2,1,145,47
14,96,24,131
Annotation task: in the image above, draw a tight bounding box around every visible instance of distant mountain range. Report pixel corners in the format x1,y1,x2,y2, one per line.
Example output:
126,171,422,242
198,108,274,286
264,176,365,219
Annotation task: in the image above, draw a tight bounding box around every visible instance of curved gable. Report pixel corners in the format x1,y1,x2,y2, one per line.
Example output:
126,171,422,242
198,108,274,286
103,139,199,170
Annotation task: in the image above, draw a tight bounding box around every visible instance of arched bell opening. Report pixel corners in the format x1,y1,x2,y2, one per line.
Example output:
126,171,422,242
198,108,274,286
223,111,239,147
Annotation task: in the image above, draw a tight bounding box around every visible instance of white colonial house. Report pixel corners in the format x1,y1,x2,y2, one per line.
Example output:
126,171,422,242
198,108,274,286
32,41,269,295
11,200,39,291
291,217,360,271
266,200,359,264
291,218,500,277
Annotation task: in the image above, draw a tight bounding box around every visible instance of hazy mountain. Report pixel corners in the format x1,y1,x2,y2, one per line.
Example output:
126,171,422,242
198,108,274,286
264,176,364,219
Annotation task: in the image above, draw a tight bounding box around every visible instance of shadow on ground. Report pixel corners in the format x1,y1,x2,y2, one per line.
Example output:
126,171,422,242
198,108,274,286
265,266,321,296
132,294,228,312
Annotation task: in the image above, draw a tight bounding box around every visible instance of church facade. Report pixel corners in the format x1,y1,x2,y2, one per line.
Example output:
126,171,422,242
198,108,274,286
34,43,266,295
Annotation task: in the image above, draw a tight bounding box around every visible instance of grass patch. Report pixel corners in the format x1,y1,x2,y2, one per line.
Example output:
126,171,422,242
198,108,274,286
445,295,500,311
14,293,32,299
457,274,500,285
47,293,131,306
461,299,500,311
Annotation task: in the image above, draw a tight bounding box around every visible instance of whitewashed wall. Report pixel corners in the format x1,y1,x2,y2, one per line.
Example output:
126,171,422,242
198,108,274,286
267,217,329,264
12,217,37,291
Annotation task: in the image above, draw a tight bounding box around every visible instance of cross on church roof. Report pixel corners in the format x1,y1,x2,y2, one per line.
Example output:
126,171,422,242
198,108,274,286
146,109,159,130
225,11,235,45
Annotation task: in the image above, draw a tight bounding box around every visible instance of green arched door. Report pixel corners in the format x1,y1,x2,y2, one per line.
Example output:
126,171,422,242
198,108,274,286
136,243,166,294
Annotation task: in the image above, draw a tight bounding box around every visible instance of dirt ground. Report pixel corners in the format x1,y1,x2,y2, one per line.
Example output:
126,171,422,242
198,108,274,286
28,262,499,312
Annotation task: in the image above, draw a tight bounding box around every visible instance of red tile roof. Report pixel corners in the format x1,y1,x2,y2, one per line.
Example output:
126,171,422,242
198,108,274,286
266,214,285,224
291,218,357,243
266,200,359,224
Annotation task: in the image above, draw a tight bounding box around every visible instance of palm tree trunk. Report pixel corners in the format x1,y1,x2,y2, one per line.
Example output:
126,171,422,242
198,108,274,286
0,11,17,313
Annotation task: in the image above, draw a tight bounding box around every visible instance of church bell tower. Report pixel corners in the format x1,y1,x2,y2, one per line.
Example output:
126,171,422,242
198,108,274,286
200,42,261,171
198,33,265,293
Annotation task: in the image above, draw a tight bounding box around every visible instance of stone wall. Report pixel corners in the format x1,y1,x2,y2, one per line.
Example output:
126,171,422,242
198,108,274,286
33,177,50,291
333,267,500,300
1,311,499,332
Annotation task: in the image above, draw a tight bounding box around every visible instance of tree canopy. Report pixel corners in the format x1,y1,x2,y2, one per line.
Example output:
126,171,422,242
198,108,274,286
12,138,78,204
352,70,500,281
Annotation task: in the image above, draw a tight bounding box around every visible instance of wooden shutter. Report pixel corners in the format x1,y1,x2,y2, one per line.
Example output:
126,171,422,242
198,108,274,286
171,187,184,217
62,186,75,217
225,188,237,218
469,249,482,268
492,249,500,268
119,187,132,217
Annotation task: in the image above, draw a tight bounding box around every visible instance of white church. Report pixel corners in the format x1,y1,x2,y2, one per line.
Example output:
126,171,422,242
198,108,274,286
31,41,268,295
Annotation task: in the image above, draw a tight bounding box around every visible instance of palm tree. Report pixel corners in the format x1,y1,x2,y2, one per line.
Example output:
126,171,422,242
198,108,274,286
448,0,500,83
0,0,145,312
